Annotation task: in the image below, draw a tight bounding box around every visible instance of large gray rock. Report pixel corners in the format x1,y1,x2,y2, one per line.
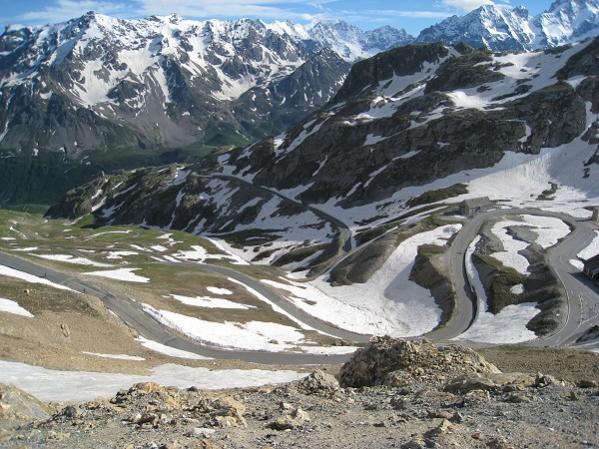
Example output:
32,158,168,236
338,337,499,388
296,370,340,396
0,384,51,430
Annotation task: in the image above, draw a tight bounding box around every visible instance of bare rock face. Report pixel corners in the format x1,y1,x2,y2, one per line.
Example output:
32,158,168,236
338,337,499,388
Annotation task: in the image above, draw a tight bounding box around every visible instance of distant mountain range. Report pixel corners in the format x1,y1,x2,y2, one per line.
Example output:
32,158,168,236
2,1,599,159
0,14,411,157
2,1,599,205
48,38,599,278
417,0,599,51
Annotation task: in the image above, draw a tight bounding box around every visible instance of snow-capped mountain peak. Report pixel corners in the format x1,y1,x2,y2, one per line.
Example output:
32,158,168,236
416,0,599,51
535,0,599,46
0,13,411,154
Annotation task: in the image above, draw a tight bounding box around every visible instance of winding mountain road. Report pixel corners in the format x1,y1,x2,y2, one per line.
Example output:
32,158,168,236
0,251,365,365
1,203,596,366
176,261,369,343
427,207,598,344
213,174,354,253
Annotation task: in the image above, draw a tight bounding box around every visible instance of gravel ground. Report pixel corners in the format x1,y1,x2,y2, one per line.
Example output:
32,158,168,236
1,340,598,449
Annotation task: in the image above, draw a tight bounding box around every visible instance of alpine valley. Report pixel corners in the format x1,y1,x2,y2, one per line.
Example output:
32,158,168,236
0,14,411,204
1,2,599,448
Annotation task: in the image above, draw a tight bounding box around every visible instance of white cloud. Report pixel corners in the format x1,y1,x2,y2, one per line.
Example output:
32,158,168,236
365,9,454,19
18,0,131,23
135,0,322,20
11,0,326,24
441,0,496,10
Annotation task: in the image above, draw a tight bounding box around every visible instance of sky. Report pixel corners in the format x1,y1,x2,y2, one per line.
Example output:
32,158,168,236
0,0,551,35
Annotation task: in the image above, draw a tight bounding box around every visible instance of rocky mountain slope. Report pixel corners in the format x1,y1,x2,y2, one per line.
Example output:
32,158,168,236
48,38,599,252
2,338,598,449
0,14,413,205
0,14,410,156
416,0,599,51
45,37,599,343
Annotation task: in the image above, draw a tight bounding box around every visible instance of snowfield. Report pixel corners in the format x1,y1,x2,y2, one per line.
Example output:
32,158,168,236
206,286,233,295
171,241,249,266
490,220,534,275
142,304,308,352
170,294,253,310
489,215,572,275
82,352,145,361
34,253,113,268
579,230,599,260
456,236,538,344
0,360,305,402
314,106,599,230
519,215,572,249
105,251,139,260
268,224,461,337
83,268,150,283
136,337,212,360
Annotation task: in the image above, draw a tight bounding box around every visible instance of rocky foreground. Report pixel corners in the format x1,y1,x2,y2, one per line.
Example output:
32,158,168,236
1,338,598,448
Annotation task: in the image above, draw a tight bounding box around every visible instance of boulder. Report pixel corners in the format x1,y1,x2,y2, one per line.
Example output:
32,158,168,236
338,337,499,388
296,370,340,396
444,372,533,394
268,407,310,431
0,384,50,429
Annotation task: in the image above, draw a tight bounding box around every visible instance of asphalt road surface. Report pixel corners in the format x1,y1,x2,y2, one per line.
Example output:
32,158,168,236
214,174,354,253
0,251,361,365
428,207,598,344
0,206,596,364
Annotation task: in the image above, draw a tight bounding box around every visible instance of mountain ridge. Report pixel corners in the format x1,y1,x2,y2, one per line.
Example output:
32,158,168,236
48,38,599,260
0,13,412,156
416,0,599,51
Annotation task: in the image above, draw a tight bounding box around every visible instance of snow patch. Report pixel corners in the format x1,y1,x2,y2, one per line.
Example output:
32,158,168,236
0,360,304,402
170,294,253,310
136,336,212,360
0,265,74,291
0,298,34,318
82,352,145,361
83,268,149,283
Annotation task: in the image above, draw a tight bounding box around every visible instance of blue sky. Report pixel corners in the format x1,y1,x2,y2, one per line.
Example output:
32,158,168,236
1,1,550,34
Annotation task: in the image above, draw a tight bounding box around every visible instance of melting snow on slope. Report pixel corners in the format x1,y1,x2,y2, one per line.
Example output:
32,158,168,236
105,251,139,260
579,230,599,260
490,220,531,275
170,294,253,310
323,107,599,229
489,215,571,275
136,336,212,360
82,352,145,361
173,244,249,266
519,215,571,249
0,265,74,291
267,225,461,337
34,254,113,268
83,268,150,283
0,360,304,402
142,304,306,352
0,298,34,318
456,236,538,344
206,287,233,295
